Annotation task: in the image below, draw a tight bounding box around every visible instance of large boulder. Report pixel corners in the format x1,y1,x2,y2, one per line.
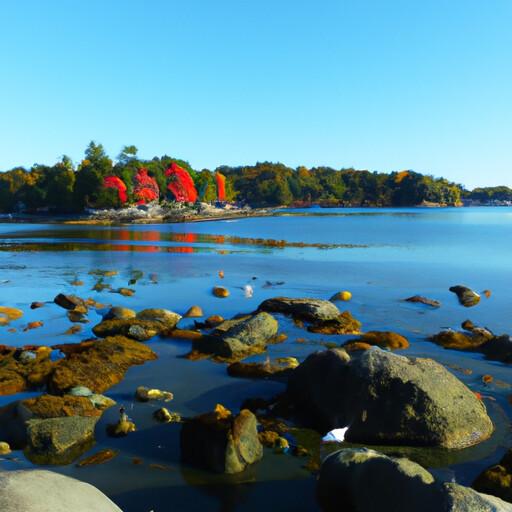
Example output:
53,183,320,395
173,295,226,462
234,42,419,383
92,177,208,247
181,404,263,474
193,312,278,359
287,348,493,448
317,448,512,512
0,470,122,511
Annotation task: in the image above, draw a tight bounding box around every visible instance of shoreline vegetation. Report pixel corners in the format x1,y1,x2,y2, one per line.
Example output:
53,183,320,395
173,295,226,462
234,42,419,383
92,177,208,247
1,142,511,222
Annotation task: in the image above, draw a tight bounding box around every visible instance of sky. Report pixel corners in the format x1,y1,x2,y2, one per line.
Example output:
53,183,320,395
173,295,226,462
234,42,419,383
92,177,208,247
0,0,511,189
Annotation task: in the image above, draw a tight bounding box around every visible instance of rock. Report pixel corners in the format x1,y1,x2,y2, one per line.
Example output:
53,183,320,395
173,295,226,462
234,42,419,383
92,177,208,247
0,441,11,454
330,291,352,302
71,280,84,286
431,329,492,351
449,285,481,307
54,294,87,311
345,331,409,350
287,348,493,448
259,297,342,322
193,312,278,359
113,287,135,297
481,336,512,364
30,301,45,310
167,329,203,341
405,295,441,308
0,307,23,323
77,448,118,467
181,405,263,474
205,315,224,327
0,346,55,395
64,325,82,335
68,386,93,397
21,395,103,419
308,310,362,335
136,308,182,329
474,449,512,503
67,311,88,323
103,306,136,320
18,350,37,363
107,418,136,437
0,469,122,511
89,269,118,277
213,286,230,298
483,289,492,298
184,305,204,317
227,357,299,379
317,448,512,512
135,386,173,402
154,407,181,423
25,416,98,464
49,336,157,394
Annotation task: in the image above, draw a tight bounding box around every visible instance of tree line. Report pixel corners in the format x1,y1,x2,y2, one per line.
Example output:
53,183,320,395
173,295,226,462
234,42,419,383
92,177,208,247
0,141,509,213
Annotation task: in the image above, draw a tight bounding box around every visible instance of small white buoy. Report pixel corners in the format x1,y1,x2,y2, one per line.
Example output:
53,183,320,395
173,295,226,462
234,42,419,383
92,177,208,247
243,284,254,298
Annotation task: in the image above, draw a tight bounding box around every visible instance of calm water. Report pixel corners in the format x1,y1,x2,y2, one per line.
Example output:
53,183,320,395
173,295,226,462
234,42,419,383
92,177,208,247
0,207,511,511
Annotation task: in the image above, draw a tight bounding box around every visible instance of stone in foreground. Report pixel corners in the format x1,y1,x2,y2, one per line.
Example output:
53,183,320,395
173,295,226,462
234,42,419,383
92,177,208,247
318,448,512,512
0,469,122,511
181,404,262,474
287,347,493,448
474,449,512,504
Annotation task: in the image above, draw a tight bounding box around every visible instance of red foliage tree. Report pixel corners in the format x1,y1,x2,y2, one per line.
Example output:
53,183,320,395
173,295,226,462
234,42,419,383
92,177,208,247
103,176,128,203
133,168,159,204
216,172,226,202
165,163,197,202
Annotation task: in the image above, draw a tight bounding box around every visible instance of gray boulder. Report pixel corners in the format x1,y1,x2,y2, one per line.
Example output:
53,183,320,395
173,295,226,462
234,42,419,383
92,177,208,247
0,469,122,511
287,347,493,448
317,449,512,512
193,312,278,358
25,416,97,464
181,407,263,474
258,297,342,322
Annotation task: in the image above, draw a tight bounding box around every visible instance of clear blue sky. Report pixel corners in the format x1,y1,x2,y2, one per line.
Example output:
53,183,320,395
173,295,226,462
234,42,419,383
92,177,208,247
1,0,511,188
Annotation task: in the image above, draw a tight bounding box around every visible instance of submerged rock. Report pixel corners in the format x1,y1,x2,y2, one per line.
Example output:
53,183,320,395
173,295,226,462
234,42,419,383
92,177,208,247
213,286,230,298
184,305,204,318
259,297,342,322
135,386,173,402
405,295,441,308
181,405,263,474
449,285,481,307
103,306,136,320
317,448,512,512
287,348,493,448
474,449,512,503
107,418,136,437
49,336,157,394
54,294,87,311
345,331,409,350
0,469,122,511
431,329,491,350
193,312,278,359
227,357,299,380
154,407,181,423
77,449,119,467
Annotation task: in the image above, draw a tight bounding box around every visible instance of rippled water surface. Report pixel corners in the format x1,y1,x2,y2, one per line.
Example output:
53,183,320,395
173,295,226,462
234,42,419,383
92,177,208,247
0,207,511,511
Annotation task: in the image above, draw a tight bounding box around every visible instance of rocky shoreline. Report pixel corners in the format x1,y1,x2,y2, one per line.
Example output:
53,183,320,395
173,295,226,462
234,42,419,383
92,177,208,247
1,281,511,510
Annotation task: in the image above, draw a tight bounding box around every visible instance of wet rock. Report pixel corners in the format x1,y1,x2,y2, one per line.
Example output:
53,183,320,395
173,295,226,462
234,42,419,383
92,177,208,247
102,306,136,320
68,386,93,397
107,418,136,437
0,469,123,511
135,386,173,402
54,294,88,311
318,448,512,512
154,407,181,423
167,329,203,341
449,285,481,307
0,346,55,395
67,311,88,323
213,286,230,298
0,441,11,454
114,287,135,297
136,308,181,329
25,416,98,464
21,395,103,419
483,289,492,298
405,295,441,308
89,269,118,277
431,329,492,351
49,336,157,394
473,449,512,503
205,315,224,327
0,307,23,324
184,305,204,318
259,297,342,323
77,449,118,467
330,291,352,302
181,404,263,474
227,357,299,380
71,279,84,286
92,317,168,341
482,335,512,364
345,331,409,350
308,310,362,335
193,312,278,359
64,325,82,335
287,348,493,448
30,301,45,310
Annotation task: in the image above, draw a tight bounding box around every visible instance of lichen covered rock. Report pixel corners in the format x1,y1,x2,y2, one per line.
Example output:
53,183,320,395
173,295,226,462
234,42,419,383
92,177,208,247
345,331,409,350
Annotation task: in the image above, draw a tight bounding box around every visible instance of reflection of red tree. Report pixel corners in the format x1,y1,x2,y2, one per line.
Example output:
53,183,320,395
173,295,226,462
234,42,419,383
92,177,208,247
173,233,198,244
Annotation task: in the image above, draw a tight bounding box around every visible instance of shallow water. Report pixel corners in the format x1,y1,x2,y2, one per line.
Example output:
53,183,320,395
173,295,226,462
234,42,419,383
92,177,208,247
0,207,511,511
